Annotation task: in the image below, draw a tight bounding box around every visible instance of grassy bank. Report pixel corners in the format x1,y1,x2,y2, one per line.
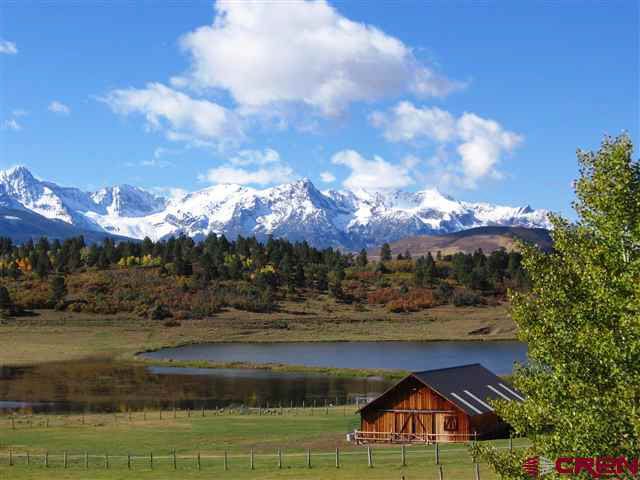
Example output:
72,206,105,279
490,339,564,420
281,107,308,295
0,301,514,368
0,408,529,480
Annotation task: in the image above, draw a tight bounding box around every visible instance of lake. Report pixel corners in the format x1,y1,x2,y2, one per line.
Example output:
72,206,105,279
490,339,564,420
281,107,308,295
141,340,527,375
1,341,526,414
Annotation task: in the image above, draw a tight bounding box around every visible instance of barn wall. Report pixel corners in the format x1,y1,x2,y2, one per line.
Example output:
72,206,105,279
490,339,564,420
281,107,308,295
360,376,471,439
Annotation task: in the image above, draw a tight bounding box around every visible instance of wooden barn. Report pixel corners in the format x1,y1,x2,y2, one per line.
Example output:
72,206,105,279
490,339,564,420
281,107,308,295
353,364,523,444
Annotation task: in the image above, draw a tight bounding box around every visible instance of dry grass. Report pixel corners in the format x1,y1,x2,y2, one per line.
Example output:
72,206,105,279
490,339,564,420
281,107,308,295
0,298,514,367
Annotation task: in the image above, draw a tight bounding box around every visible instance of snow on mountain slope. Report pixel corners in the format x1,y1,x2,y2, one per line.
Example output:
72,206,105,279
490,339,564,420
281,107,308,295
0,166,551,249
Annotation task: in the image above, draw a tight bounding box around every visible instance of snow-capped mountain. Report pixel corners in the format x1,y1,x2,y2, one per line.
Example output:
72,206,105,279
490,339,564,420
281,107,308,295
0,166,551,249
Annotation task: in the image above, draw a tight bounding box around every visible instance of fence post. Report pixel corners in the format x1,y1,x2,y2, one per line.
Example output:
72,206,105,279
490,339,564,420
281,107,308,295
127,453,131,470
224,449,228,471
46,418,49,428
202,405,205,417
435,442,440,464
85,451,88,469
64,451,68,468
143,408,146,421
325,399,328,415
26,451,30,466
474,462,480,480
159,408,162,420
8,448,12,466
45,451,49,468
250,448,254,470
438,464,444,480
509,437,513,452
401,444,406,466
11,417,14,430
367,445,373,468
306,448,311,468
173,449,177,470
105,453,109,469
278,448,282,469
336,447,340,468
150,452,153,470
197,451,201,470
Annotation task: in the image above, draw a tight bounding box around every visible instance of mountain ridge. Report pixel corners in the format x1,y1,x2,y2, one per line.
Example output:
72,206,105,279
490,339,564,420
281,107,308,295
0,166,551,249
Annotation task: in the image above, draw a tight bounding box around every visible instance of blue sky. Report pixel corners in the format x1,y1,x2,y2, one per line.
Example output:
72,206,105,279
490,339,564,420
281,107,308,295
0,0,637,217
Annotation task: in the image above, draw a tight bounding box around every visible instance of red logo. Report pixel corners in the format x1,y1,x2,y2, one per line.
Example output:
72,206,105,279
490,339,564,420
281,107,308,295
523,456,639,479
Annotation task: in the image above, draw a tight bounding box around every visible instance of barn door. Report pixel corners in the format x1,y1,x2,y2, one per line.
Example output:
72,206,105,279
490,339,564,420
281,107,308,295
394,413,413,441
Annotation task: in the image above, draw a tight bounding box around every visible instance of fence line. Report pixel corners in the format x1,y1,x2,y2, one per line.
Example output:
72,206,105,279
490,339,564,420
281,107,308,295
0,443,528,463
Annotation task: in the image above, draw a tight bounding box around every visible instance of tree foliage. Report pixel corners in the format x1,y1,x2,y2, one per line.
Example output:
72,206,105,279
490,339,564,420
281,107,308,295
475,135,640,477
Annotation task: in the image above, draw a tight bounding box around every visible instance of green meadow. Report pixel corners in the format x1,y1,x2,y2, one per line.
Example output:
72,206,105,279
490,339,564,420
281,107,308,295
0,408,529,480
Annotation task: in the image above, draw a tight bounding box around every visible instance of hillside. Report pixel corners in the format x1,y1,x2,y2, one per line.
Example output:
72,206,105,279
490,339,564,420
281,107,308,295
0,207,131,244
371,226,552,258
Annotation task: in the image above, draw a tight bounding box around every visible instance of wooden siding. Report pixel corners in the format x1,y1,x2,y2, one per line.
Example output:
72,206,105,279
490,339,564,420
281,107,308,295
360,376,471,441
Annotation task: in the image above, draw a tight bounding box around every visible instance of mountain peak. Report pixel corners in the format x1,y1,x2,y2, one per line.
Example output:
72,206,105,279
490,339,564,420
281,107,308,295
0,166,551,249
1,165,36,183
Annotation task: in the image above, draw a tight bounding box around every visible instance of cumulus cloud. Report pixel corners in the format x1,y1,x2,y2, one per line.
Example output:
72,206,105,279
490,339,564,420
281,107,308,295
370,101,523,188
101,82,244,147
229,148,280,166
11,109,28,117
199,148,296,186
1,119,21,131
369,101,456,142
199,164,294,186
48,100,71,115
0,40,17,55
320,171,336,183
177,0,463,116
331,150,413,191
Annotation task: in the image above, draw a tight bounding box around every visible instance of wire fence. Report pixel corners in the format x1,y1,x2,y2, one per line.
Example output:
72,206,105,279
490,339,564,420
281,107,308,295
0,443,529,478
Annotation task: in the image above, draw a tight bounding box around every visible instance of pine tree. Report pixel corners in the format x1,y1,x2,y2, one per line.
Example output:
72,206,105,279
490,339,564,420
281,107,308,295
0,286,12,311
380,243,392,262
475,134,640,474
49,275,67,305
356,249,368,268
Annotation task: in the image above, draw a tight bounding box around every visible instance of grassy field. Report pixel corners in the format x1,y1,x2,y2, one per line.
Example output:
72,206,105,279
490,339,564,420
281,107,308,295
0,301,514,368
0,408,527,480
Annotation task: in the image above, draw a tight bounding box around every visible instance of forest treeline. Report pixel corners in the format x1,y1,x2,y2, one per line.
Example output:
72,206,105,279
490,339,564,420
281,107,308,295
0,234,529,320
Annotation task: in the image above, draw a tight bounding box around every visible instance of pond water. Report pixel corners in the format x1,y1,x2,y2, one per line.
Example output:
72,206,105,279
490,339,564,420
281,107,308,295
141,340,527,375
0,360,391,414
1,341,526,414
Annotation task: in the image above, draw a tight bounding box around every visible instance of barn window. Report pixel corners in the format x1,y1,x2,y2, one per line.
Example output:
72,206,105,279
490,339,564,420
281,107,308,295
443,416,458,431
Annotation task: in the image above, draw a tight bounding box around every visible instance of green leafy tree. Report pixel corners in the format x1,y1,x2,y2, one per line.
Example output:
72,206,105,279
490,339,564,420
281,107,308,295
475,135,640,477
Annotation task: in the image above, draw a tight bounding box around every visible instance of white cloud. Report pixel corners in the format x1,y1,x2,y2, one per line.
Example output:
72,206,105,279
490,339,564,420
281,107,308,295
1,119,21,131
199,164,294,186
369,101,456,142
229,148,280,166
370,101,523,188
177,0,462,116
199,147,295,186
48,100,71,115
331,149,413,191
11,109,28,117
101,82,244,147
456,113,522,184
0,40,17,55
320,171,336,183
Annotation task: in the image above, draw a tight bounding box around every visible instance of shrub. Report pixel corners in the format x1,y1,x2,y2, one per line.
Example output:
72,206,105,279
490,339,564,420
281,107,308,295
452,289,482,307
150,303,172,320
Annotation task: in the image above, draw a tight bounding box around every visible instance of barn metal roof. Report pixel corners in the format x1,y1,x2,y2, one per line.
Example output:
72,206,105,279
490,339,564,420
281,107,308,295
358,363,523,417
412,363,524,416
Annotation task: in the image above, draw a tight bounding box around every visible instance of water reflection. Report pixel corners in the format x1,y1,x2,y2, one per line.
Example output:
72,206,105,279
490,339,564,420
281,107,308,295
0,360,391,414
